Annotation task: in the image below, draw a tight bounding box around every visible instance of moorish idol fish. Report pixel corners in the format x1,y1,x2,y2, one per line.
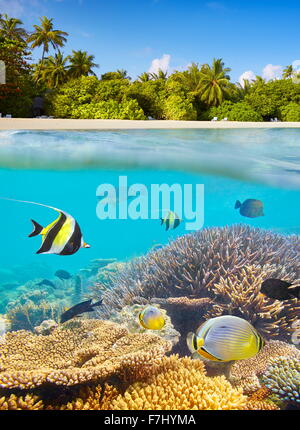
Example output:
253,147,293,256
60,299,103,323
160,211,181,231
0,197,90,256
235,199,264,218
187,315,264,362
261,278,300,301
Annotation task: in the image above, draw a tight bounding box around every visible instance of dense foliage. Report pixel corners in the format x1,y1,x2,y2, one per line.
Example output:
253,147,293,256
1,13,300,120
0,37,38,117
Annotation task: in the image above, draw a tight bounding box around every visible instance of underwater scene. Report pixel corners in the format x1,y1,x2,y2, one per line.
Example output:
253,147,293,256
0,128,299,411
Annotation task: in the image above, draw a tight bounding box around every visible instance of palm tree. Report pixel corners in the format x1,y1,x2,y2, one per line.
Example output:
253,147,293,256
68,50,98,78
116,69,131,80
0,14,28,41
282,65,293,79
137,72,151,82
38,51,69,88
171,63,202,92
149,69,168,80
197,58,231,106
27,16,68,81
234,79,252,99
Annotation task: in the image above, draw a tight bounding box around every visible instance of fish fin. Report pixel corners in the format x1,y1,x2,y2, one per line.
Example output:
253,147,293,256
92,299,103,308
160,218,164,225
173,218,181,229
28,219,43,237
234,200,241,209
289,285,300,299
165,220,170,231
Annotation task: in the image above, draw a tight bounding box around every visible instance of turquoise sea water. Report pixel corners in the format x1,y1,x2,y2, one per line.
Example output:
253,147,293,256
0,128,299,409
0,128,299,280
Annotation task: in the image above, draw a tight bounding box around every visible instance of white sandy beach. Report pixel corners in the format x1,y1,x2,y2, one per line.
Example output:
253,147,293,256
0,118,300,130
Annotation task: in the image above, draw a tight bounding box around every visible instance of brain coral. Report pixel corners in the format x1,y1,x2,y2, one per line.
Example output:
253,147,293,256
0,319,171,390
96,225,300,354
262,357,300,405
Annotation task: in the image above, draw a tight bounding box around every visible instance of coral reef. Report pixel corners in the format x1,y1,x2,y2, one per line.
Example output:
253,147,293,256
95,225,300,354
47,383,120,410
0,353,285,410
0,319,171,390
34,319,58,335
262,357,300,405
110,355,273,410
0,393,44,410
229,340,300,394
6,299,63,332
109,304,180,346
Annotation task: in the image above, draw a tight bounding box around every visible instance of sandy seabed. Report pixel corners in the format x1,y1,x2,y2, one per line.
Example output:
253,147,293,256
0,118,300,130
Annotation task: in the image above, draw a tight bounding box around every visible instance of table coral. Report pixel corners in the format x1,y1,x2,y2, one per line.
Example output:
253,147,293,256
262,357,300,405
0,319,171,390
95,225,300,354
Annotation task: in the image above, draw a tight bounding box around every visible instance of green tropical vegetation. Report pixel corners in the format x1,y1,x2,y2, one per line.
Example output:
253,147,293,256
0,13,300,120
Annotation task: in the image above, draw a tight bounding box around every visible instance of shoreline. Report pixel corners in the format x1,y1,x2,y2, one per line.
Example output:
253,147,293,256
0,119,300,130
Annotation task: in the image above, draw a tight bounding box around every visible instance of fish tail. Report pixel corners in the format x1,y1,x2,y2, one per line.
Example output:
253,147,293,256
28,220,44,237
234,200,241,209
289,285,300,299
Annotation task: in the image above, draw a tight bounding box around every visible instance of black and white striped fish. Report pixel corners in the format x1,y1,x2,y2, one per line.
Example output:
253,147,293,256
1,198,90,256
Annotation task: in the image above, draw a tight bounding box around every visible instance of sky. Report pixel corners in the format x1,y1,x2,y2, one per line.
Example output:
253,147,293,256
1,0,300,83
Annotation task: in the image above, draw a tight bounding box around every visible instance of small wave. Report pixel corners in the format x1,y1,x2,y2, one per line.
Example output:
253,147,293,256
0,128,299,189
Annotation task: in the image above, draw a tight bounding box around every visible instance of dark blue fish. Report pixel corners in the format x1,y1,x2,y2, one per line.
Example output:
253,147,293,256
261,278,300,301
60,299,103,323
55,270,72,280
235,199,264,218
37,279,56,289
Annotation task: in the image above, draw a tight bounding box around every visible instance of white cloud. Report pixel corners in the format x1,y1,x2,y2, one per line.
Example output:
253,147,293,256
262,64,283,81
292,59,300,73
148,54,171,75
239,70,256,87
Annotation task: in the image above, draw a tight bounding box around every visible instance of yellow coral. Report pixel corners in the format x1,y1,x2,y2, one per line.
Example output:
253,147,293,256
47,383,119,410
111,356,248,410
0,394,43,410
0,319,171,389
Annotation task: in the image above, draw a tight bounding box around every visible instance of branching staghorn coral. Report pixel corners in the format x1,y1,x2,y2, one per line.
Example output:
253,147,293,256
95,225,300,353
0,354,282,410
110,355,276,410
0,393,43,410
0,319,172,390
229,340,300,394
261,357,300,405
